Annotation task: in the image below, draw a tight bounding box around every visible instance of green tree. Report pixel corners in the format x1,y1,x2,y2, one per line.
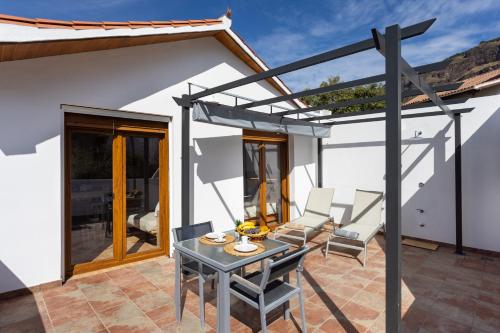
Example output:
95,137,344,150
300,76,385,113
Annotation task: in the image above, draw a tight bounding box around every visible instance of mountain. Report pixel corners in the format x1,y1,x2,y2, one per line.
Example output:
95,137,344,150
420,37,500,85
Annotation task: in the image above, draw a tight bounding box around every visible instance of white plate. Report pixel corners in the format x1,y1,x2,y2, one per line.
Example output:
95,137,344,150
206,232,224,239
213,238,226,243
234,243,258,253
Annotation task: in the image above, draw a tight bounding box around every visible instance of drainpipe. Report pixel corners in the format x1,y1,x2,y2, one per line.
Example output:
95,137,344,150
454,114,464,255
317,138,323,188
181,98,191,227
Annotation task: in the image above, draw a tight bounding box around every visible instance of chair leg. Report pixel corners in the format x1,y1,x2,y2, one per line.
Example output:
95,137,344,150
198,274,205,328
325,238,330,258
299,290,307,333
363,243,367,267
259,295,267,333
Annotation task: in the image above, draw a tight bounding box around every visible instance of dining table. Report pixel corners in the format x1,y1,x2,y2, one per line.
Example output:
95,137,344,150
173,230,291,332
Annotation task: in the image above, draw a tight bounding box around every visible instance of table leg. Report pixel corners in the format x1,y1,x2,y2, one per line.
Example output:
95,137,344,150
217,271,231,333
283,250,290,320
175,250,182,323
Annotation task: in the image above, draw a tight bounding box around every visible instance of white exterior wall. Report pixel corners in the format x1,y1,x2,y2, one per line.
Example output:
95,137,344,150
0,37,312,293
322,90,500,252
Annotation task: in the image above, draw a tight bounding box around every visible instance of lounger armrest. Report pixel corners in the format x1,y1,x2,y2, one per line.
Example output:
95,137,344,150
230,274,262,294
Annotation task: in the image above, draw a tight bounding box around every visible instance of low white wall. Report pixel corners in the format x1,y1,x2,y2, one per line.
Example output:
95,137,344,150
322,90,500,252
0,36,303,293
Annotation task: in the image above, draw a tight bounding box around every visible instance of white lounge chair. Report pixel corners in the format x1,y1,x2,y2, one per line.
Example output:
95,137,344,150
274,187,335,245
325,189,383,267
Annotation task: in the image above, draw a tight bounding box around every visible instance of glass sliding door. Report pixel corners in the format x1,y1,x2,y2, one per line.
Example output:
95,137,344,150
70,131,114,265
264,143,282,224
124,135,161,256
243,142,262,223
242,131,289,227
65,113,168,276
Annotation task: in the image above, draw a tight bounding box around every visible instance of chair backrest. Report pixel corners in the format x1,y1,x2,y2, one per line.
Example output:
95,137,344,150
303,187,335,219
260,246,308,289
350,189,383,226
172,221,213,242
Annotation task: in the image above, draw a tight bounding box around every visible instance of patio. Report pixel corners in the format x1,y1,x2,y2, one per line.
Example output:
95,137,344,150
2,231,499,333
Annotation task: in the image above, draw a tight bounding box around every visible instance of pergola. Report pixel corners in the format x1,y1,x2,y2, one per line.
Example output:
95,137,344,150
175,18,473,331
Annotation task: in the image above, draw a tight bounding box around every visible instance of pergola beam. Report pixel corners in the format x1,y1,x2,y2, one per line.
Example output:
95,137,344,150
322,107,473,125
306,97,470,122
402,82,462,98
263,74,385,114
188,19,436,101
372,28,453,118
243,60,449,112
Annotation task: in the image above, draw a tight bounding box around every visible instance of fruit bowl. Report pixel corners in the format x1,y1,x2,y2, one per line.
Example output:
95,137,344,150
236,222,270,241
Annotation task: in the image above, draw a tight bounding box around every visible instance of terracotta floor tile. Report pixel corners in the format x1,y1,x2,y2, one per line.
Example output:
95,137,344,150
120,280,159,299
421,315,473,333
81,282,129,312
351,290,385,312
43,288,87,313
51,316,106,333
430,289,476,327
318,316,369,333
131,289,173,313
0,314,51,333
48,300,96,326
106,314,162,333
94,300,145,328
473,300,500,333
2,234,500,333
0,293,46,327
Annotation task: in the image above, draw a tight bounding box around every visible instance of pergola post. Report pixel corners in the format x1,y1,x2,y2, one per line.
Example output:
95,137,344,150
385,24,402,332
181,99,191,227
318,138,323,187
454,114,464,254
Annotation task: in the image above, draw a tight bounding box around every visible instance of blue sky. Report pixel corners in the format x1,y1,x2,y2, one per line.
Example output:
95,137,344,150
1,0,499,90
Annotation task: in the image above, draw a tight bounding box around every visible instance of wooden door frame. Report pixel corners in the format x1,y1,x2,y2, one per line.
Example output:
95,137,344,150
242,130,289,227
64,113,169,277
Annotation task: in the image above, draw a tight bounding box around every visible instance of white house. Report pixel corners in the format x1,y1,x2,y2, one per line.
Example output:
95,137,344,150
0,11,499,296
0,12,317,294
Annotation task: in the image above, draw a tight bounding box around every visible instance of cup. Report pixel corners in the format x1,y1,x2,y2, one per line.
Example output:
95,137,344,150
241,236,249,244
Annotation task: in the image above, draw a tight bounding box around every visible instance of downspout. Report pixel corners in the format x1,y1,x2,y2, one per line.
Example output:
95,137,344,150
317,138,323,188
454,114,464,255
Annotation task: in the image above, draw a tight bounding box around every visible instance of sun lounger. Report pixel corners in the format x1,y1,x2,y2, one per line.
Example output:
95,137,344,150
274,187,335,245
325,189,383,267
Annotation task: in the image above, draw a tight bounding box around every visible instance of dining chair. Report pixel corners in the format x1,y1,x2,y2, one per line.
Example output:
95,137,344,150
172,221,217,328
229,246,309,333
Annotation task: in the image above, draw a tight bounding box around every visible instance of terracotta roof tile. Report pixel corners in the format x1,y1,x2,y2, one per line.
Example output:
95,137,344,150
404,69,500,105
0,13,223,30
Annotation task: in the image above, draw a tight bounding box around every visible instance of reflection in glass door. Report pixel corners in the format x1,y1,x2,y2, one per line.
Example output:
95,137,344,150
243,142,261,223
264,143,282,224
243,134,288,227
70,131,114,265
125,135,161,255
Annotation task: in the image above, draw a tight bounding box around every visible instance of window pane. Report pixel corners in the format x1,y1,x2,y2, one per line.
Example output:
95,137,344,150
243,142,261,222
264,143,282,224
71,132,114,265
125,136,161,255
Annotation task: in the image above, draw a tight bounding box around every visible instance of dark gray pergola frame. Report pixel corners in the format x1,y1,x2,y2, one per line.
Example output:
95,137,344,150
175,18,470,332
